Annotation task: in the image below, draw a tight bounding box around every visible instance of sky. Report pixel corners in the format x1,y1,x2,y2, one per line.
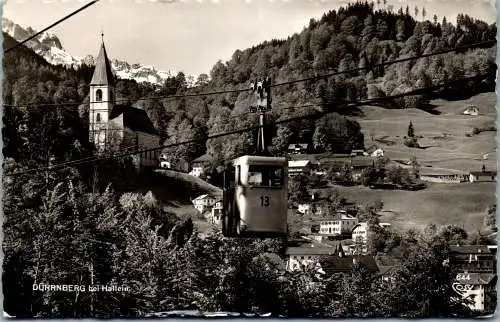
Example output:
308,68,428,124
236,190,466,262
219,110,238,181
2,0,497,76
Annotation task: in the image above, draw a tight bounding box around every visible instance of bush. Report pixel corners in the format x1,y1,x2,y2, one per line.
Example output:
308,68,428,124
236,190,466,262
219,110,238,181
404,137,419,148
472,124,496,135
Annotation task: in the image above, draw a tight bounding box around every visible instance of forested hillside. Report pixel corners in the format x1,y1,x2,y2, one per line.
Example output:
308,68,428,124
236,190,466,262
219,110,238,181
147,2,496,168
3,2,496,171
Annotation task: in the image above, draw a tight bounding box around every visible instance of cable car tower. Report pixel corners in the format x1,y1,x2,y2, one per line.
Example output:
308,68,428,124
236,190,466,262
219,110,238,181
221,77,289,238
250,77,272,155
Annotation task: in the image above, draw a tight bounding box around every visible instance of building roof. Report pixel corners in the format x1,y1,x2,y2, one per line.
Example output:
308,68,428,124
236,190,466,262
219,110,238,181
285,246,336,256
351,157,374,168
288,143,309,150
193,194,208,201
352,222,368,231
288,160,311,168
470,171,496,176
90,42,115,86
317,157,350,166
419,168,467,176
288,154,319,162
449,245,492,254
193,154,213,164
109,105,158,135
319,255,379,275
319,213,356,222
378,265,396,275
327,154,351,158
193,194,216,202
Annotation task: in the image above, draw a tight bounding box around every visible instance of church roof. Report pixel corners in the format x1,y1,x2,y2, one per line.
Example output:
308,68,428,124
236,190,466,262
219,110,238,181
319,255,379,275
110,105,158,135
90,42,115,86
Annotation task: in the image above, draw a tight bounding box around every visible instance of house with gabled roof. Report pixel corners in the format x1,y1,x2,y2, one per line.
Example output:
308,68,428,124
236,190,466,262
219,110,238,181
469,170,496,183
288,160,313,177
287,143,310,154
318,212,358,236
192,194,217,214
449,244,497,313
318,254,379,277
285,246,336,271
189,154,212,177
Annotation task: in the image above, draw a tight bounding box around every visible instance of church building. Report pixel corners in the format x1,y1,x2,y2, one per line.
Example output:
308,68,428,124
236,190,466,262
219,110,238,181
88,36,160,168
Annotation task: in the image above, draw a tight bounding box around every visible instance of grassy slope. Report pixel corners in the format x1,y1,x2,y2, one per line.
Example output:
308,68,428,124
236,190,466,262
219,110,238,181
134,170,222,231
355,92,497,173
336,92,497,233
336,182,495,233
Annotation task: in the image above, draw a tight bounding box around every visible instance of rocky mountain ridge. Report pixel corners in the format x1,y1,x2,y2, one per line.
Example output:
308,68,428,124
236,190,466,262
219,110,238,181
2,17,185,85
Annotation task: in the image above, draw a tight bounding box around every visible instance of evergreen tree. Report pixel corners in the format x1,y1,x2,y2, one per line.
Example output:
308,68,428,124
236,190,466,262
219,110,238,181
407,121,415,138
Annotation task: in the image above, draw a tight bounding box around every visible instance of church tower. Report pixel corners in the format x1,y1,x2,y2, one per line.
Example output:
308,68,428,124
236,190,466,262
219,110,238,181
89,34,115,151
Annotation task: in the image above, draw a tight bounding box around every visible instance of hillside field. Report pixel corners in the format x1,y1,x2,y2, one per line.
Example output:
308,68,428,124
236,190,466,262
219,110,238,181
336,182,495,233
355,92,497,173
143,170,222,232
338,92,497,233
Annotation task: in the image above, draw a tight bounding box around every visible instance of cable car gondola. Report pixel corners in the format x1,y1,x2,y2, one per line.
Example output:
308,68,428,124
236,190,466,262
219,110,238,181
222,155,288,238
221,76,288,238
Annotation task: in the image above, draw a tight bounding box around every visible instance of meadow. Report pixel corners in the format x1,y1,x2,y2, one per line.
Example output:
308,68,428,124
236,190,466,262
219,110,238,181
343,92,497,233
355,92,497,174
336,182,495,233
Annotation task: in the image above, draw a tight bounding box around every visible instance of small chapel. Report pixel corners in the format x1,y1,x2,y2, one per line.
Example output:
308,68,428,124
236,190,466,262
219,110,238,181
88,35,160,168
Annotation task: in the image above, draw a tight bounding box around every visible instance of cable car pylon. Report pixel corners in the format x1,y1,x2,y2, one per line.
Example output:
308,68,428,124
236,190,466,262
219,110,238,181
250,77,272,156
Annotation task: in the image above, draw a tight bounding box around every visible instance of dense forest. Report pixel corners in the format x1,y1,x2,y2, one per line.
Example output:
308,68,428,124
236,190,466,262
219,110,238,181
148,1,496,167
2,1,497,317
3,2,496,170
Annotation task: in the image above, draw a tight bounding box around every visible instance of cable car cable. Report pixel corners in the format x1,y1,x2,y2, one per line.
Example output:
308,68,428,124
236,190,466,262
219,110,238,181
2,39,495,108
4,0,100,54
5,72,492,177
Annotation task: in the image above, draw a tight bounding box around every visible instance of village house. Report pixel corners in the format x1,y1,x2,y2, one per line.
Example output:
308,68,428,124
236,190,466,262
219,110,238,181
297,203,312,215
351,222,391,254
463,105,479,116
159,154,172,169
288,160,313,177
88,38,160,168
350,149,368,157
285,246,337,271
189,154,212,177
210,200,223,225
317,155,374,181
351,157,375,180
419,173,467,183
318,212,358,236
287,143,310,154
370,148,384,158
318,255,379,277
449,245,496,274
192,194,217,214
316,155,351,172
469,170,497,183
297,201,325,216
316,244,379,277
449,245,497,313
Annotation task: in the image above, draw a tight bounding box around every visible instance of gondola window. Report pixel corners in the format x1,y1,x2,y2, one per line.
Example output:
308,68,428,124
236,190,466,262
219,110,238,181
247,165,284,187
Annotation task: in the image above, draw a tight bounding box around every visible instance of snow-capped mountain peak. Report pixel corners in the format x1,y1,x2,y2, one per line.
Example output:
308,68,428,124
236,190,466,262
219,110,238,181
2,17,186,86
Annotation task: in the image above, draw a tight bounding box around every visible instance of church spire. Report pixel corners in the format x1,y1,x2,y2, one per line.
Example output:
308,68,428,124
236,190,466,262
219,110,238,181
90,34,115,86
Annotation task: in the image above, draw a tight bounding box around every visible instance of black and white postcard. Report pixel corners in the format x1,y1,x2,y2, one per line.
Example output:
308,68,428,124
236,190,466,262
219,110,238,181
1,0,497,318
